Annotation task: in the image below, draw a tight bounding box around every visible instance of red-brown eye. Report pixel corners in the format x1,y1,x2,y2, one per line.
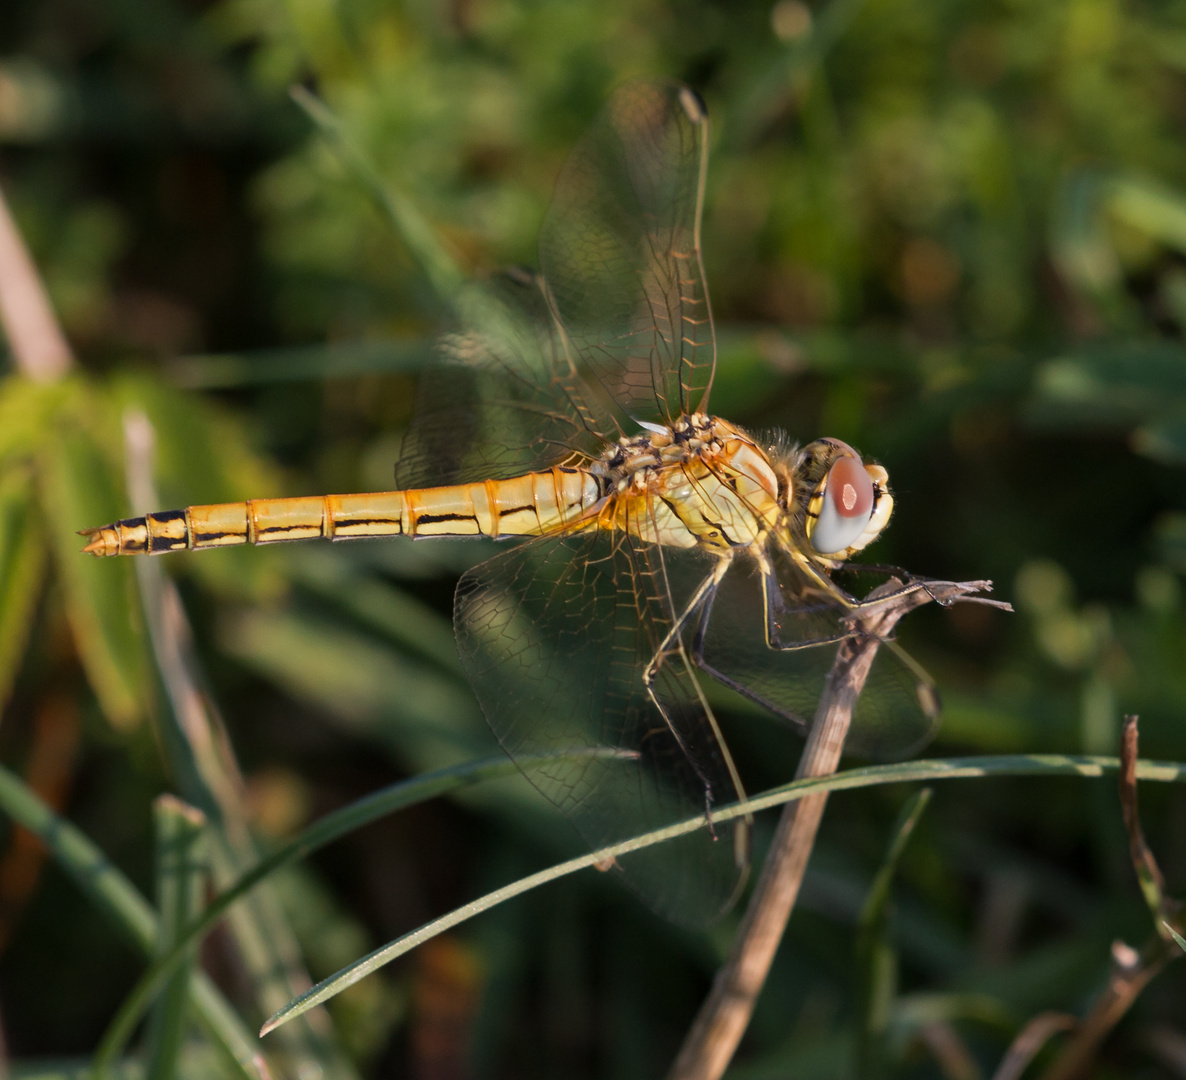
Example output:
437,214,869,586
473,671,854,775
810,455,875,554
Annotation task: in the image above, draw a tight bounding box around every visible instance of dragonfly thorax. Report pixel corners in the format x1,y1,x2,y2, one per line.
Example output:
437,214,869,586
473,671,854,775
596,414,783,552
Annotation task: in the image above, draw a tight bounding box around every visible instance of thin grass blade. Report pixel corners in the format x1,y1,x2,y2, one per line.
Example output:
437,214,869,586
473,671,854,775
0,468,45,711
90,754,523,1066
289,85,463,304
117,410,360,1080
854,788,932,1079
261,754,1186,1035
0,763,264,1079
146,796,208,1080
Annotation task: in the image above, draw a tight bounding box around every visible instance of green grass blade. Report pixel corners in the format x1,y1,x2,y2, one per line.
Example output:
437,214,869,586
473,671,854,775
289,85,464,304
291,550,463,676
0,763,264,1079
168,338,435,388
146,797,207,1080
88,753,525,1075
120,406,359,1080
854,788,933,1079
261,753,1186,1035
0,468,45,711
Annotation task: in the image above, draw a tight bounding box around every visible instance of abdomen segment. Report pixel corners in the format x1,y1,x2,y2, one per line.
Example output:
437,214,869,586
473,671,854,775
80,469,602,556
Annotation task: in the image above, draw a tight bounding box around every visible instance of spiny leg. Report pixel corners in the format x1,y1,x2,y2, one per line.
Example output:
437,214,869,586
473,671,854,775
835,562,955,608
687,569,813,735
642,555,731,686
640,552,750,864
761,550,933,653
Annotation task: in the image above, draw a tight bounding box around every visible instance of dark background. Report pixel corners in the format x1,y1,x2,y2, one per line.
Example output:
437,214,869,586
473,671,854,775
3,0,1186,1076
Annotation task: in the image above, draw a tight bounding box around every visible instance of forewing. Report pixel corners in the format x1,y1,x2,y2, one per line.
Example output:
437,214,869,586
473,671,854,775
454,531,745,926
538,80,715,427
698,554,940,760
395,272,612,488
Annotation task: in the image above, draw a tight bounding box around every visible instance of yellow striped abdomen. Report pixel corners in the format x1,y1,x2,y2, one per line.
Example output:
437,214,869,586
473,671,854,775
80,468,603,556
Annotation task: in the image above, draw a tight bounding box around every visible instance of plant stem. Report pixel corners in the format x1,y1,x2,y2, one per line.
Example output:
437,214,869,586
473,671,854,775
667,578,1001,1080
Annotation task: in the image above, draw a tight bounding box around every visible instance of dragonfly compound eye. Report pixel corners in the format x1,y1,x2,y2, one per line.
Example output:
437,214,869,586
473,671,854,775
809,455,875,555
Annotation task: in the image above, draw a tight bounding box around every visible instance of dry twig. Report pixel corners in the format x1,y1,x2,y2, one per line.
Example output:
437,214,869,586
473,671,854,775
668,577,1006,1080
921,1020,983,1080
1039,715,1184,1080
991,1012,1075,1080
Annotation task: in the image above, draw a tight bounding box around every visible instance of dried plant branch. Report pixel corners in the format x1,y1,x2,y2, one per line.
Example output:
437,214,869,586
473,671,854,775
93,411,351,1080
1119,714,1177,929
0,180,72,380
668,577,1006,1080
991,1012,1075,1080
122,411,250,838
1039,715,1184,1080
920,1020,983,1080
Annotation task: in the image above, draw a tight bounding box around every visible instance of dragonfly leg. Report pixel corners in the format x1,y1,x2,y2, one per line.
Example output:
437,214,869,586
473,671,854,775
763,552,933,652
838,563,955,607
641,556,731,688
757,552,849,653
640,554,751,860
686,584,813,734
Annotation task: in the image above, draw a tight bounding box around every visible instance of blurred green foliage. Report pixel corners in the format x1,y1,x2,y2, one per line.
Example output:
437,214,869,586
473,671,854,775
4,0,1186,1076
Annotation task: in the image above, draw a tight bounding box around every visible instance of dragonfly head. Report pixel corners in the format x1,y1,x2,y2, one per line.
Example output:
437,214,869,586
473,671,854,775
777,438,894,561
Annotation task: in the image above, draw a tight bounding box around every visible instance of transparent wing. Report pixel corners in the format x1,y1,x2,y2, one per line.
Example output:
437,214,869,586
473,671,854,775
454,530,745,926
395,271,613,488
698,553,941,761
538,80,715,427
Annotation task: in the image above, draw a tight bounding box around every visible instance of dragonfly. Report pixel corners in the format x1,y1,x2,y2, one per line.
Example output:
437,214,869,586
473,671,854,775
82,80,942,926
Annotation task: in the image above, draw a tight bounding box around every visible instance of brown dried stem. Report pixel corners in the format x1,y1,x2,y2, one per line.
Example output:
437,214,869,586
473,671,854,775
0,180,72,380
1119,714,1174,926
668,577,1006,1080
1038,715,1184,1080
991,1012,1075,1080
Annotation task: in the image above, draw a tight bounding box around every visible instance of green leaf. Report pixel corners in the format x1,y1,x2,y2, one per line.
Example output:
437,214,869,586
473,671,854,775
1108,175,1186,255
291,548,462,676
145,797,208,1080
222,607,486,769
1133,412,1186,465
0,377,71,465
40,421,149,730
1049,170,1123,295
124,537,360,1080
0,467,46,709
1028,342,1186,432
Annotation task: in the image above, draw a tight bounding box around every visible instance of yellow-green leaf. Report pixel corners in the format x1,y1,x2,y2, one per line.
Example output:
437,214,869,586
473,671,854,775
40,425,149,730
0,467,46,710
0,377,71,466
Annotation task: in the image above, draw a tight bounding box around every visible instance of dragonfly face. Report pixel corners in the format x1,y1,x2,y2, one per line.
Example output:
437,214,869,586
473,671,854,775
777,437,895,561
81,80,936,926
